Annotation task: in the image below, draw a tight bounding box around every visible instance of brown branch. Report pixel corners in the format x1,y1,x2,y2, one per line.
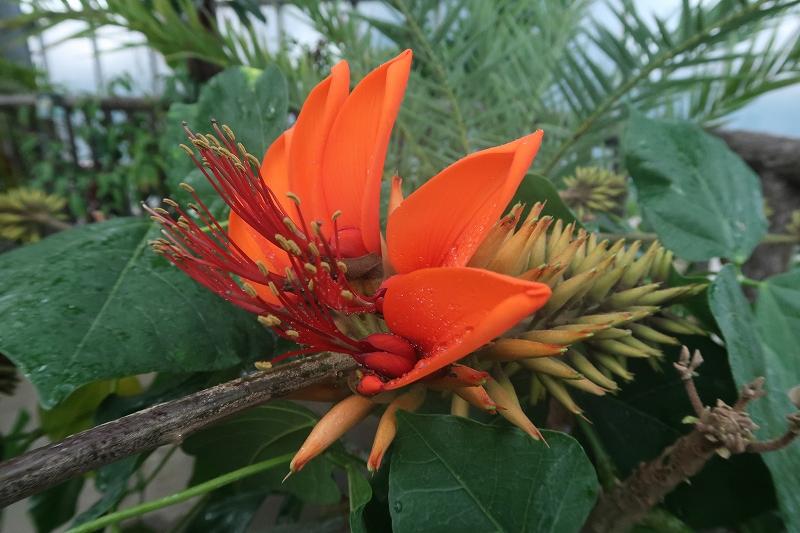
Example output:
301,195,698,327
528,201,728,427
0,352,357,508
583,347,800,533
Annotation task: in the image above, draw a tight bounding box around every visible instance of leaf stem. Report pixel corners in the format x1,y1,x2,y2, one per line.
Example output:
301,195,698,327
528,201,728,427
66,453,293,533
540,0,772,175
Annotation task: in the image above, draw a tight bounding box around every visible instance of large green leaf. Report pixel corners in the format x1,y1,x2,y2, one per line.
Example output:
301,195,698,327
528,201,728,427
195,66,288,156
28,476,84,533
512,173,579,225
182,401,340,505
163,66,288,197
623,113,767,263
388,413,598,533
709,266,800,530
0,218,274,407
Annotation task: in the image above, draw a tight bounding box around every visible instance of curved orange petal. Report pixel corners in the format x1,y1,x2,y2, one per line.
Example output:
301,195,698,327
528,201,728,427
321,49,412,256
260,128,294,218
381,267,551,389
288,60,350,222
228,130,294,303
386,131,543,274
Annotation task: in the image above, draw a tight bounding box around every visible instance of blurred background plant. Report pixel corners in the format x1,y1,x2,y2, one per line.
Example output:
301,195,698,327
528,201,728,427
1,1,800,532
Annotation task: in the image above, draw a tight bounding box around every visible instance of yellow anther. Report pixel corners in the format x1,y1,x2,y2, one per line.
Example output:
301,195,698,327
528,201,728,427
163,198,179,208
221,124,235,141
245,153,260,167
304,263,318,275
242,283,258,297
286,330,300,339
307,242,320,257
153,207,169,216
319,261,331,272
179,182,195,193
310,221,323,236
283,217,300,235
268,282,280,297
258,314,281,327
331,210,342,221
256,261,270,276
254,361,272,370
286,239,302,256
340,290,354,301
179,144,194,156
336,261,348,273
286,192,301,205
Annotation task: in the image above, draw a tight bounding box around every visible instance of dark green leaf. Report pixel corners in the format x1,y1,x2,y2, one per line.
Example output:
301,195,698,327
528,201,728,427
183,489,267,533
623,113,767,262
29,476,84,533
194,66,288,156
389,413,598,533
512,173,579,225
346,463,373,533
709,266,800,530
183,401,340,505
72,455,143,526
0,218,275,407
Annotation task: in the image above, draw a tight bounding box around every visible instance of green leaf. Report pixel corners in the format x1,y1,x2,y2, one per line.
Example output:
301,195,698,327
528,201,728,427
0,218,275,407
709,266,800,530
72,455,143,527
512,173,579,225
194,66,288,156
345,463,373,533
29,476,85,533
389,413,598,533
39,378,141,440
623,113,767,262
182,401,340,505
183,489,267,533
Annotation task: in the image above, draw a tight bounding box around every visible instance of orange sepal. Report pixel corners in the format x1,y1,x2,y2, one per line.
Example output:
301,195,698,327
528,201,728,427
381,267,551,390
321,50,412,256
387,131,543,273
367,387,426,472
289,394,374,473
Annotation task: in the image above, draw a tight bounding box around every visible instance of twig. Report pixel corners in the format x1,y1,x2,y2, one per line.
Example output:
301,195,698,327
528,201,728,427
583,346,800,533
0,352,357,508
67,453,294,533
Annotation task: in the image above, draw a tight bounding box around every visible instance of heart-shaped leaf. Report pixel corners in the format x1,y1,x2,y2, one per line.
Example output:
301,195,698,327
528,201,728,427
388,413,598,533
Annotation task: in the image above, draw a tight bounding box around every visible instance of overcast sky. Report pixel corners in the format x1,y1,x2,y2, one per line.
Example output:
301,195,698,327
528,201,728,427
24,0,800,137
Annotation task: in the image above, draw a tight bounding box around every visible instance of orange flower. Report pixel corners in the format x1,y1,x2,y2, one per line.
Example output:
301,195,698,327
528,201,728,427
149,51,551,469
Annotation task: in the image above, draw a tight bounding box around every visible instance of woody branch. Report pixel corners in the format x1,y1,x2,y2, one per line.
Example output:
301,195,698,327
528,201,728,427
0,352,357,508
583,346,800,533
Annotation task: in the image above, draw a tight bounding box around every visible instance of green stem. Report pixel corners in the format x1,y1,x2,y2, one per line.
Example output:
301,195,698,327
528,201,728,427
394,0,471,155
577,418,618,490
540,0,771,175
66,453,293,533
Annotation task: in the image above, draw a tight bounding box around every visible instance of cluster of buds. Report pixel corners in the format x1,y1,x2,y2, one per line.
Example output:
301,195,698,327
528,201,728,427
468,203,707,417
0,188,68,243
559,167,627,221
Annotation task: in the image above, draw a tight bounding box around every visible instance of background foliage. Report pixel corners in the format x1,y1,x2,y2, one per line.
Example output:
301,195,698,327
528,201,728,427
1,0,799,532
